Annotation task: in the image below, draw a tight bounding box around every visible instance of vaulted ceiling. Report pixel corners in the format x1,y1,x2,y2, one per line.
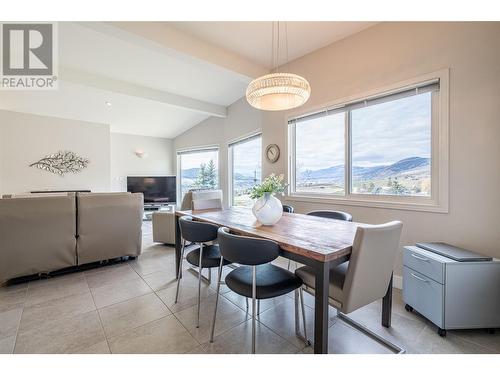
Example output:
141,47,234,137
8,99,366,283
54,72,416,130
0,21,376,138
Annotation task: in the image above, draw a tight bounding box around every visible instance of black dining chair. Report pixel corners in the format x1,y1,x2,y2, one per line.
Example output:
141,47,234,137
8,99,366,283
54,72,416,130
287,210,353,271
176,216,231,328
209,227,309,353
307,210,353,221
282,204,295,213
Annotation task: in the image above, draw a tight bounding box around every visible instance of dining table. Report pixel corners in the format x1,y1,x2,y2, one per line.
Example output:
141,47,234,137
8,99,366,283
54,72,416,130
174,206,393,354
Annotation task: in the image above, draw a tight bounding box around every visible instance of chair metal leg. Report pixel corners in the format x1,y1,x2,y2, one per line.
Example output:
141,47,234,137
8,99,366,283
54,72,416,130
294,289,300,335
299,288,311,346
294,288,311,346
245,298,249,310
251,265,257,354
336,311,405,354
298,287,405,353
209,257,224,343
257,300,260,316
196,243,204,328
174,239,186,304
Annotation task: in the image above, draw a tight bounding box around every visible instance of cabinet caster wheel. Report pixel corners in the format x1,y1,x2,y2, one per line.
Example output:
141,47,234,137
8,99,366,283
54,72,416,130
437,328,447,337
404,304,413,312
486,328,495,334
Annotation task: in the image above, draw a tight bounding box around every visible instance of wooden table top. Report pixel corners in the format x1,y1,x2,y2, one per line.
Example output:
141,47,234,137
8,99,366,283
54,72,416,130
176,207,360,262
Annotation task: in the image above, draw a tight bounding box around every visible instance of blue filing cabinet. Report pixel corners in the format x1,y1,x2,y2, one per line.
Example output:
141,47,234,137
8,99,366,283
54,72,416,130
403,246,500,336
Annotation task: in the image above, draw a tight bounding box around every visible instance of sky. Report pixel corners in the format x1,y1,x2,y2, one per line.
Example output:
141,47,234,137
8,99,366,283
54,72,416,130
232,136,262,177
179,92,432,176
180,149,218,169
295,92,432,170
179,137,262,177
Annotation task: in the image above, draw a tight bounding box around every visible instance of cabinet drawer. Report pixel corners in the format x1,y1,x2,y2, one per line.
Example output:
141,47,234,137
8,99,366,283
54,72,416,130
404,247,445,283
403,266,444,328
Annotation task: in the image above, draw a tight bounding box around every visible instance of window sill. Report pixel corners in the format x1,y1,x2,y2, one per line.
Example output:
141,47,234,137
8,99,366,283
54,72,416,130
285,194,449,214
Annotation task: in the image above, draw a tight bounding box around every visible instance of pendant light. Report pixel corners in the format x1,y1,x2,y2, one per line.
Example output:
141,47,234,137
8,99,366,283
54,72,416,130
246,22,311,111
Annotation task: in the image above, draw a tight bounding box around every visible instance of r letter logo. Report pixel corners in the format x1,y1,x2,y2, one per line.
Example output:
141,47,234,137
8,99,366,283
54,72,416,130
1,23,58,90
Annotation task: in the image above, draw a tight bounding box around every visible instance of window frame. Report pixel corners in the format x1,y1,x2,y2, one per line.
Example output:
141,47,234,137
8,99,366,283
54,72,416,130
176,145,220,204
228,131,262,207
287,69,449,213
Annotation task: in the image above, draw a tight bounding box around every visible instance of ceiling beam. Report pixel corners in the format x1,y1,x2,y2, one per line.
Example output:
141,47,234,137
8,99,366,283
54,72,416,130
78,22,268,81
60,67,227,118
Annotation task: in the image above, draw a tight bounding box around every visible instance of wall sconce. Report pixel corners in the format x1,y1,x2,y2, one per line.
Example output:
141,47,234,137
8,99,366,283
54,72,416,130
134,149,148,159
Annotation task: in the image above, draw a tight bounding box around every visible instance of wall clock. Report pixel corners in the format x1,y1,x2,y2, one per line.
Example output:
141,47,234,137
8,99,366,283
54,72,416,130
265,144,280,163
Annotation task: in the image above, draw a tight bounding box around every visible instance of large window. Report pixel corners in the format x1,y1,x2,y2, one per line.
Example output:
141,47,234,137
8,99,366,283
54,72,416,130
229,134,262,207
295,113,345,195
289,73,448,212
177,148,219,200
351,92,432,196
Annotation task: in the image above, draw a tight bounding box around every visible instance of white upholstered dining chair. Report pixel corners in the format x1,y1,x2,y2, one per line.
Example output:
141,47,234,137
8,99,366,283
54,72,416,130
294,221,404,353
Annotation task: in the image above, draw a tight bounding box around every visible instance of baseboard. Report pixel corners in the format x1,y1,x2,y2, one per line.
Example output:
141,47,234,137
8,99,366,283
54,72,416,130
393,274,403,290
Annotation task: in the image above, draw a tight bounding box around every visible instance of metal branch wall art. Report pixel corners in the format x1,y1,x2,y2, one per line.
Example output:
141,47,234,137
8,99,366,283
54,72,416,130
29,151,90,176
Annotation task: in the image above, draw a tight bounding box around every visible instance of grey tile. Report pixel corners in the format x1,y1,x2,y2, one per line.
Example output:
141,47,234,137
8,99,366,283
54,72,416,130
14,310,106,354
156,272,215,313
449,329,500,353
222,290,290,316
75,340,111,354
90,277,153,309
0,306,23,340
130,248,175,276
141,244,175,258
0,335,16,354
99,293,171,338
301,320,393,354
185,345,207,354
208,266,234,294
203,319,299,354
108,315,199,354
346,299,426,348
174,293,248,344
257,296,335,349
142,269,178,292
410,325,495,354
84,263,140,289
26,273,89,307
19,291,96,333
290,288,339,317
0,284,28,312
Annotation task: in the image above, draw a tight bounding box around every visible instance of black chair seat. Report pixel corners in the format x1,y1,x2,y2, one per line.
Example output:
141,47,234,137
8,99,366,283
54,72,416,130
186,244,231,268
225,264,302,299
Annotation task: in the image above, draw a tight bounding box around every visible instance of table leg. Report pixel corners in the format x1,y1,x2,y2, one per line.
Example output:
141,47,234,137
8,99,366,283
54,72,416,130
175,215,182,278
314,261,330,354
382,273,393,328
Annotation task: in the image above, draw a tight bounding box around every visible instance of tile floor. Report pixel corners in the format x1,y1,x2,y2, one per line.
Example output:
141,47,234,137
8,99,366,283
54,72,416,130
0,222,499,354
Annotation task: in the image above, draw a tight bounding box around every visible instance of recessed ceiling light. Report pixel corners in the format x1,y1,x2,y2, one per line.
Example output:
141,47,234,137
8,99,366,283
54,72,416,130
105,101,112,107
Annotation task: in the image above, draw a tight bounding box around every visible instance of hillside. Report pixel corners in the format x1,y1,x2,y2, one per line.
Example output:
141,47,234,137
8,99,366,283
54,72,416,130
299,157,430,183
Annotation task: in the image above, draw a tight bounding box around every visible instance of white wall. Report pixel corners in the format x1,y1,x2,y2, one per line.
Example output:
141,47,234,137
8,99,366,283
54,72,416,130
0,110,111,194
110,132,174,191
0,110,174,195
173,22,500,277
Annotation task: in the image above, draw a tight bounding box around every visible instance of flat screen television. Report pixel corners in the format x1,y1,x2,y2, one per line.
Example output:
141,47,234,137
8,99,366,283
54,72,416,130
127,176,176,203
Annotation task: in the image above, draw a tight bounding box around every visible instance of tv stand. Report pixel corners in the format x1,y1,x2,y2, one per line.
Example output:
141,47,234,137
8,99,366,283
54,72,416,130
144,202,175,212
143,202,175,221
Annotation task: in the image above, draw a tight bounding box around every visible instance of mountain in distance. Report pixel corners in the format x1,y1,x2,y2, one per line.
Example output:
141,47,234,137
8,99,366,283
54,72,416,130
181,167,200,179
183,157,430,184
299,157,430,182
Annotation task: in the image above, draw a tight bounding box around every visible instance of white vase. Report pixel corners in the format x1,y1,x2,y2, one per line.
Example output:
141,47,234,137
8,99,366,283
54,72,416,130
252,192,283,225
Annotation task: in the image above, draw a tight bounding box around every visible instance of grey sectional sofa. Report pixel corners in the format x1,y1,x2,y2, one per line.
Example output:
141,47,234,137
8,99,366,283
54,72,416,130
0,192,143,283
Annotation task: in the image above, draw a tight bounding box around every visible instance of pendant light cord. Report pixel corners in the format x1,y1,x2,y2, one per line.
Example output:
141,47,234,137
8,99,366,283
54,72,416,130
269,21,289,73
